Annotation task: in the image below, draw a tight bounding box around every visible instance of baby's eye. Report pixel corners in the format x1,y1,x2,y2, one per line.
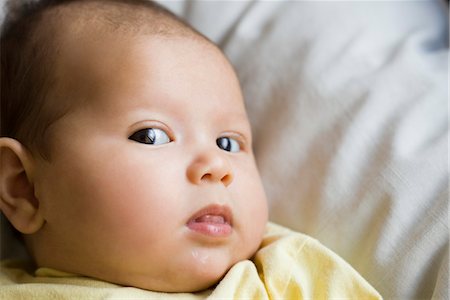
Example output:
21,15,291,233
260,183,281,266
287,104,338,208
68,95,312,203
128,128,171,145
216,137,240,153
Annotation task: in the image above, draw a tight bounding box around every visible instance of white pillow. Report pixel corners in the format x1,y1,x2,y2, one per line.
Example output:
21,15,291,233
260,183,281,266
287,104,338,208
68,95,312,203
170,1,449,299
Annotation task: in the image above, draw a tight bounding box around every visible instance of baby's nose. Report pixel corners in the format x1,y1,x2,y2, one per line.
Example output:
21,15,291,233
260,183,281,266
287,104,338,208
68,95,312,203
186,150,234,187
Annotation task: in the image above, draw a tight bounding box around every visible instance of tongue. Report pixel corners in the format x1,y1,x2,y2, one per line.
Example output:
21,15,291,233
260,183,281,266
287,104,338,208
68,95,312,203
195,215,225,224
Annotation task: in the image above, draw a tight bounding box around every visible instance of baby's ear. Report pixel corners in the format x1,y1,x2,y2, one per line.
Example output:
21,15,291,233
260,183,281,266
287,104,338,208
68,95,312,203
0,138,44,234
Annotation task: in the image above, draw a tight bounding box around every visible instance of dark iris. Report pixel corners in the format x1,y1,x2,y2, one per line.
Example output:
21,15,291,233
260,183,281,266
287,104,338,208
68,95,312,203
129,129,156,144
217,137,232,151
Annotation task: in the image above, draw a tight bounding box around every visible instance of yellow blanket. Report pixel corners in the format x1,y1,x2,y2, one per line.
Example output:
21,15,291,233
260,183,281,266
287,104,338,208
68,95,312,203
0,223,381,299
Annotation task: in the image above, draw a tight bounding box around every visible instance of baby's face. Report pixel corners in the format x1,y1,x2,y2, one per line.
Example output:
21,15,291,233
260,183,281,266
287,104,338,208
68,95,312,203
30,33,268,292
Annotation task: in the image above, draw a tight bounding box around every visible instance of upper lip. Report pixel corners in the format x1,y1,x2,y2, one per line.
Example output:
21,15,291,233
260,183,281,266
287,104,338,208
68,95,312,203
187,204,233,226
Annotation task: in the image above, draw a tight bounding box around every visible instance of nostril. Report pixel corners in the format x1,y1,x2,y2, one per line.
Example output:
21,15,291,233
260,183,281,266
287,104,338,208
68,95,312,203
221,174,233,186
199,173,232,186
201,173,212,181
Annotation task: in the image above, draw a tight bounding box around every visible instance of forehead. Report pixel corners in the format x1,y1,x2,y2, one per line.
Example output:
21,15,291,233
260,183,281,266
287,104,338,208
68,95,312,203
42,0,199,40
51,29,248,126
42,1,247,116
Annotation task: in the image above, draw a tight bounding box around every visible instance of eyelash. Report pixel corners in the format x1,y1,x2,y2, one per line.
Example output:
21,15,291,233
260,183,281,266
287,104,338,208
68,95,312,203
128,128,245,153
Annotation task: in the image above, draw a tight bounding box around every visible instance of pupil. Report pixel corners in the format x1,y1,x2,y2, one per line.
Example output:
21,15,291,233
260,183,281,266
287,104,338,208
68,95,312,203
142,129,155,143
217,137,231,151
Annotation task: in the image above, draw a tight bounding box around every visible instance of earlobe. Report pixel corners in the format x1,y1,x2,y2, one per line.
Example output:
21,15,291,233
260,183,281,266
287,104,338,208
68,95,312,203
0,138,44,234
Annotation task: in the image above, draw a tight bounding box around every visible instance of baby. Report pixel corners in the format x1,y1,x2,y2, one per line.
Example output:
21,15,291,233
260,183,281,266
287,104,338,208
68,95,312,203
0,0,381,298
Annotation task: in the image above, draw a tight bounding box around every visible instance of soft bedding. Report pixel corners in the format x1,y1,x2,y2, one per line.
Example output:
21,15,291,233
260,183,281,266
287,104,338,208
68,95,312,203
1,1,448,299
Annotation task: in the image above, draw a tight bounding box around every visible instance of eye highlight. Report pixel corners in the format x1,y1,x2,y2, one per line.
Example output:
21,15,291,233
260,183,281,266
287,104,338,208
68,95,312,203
129,128,171,145
216,137,240,153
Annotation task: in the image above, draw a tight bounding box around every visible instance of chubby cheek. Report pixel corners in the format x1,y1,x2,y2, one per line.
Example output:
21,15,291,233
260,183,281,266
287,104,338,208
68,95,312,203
40,146,184,252
90,165,176,236
232,162,268,255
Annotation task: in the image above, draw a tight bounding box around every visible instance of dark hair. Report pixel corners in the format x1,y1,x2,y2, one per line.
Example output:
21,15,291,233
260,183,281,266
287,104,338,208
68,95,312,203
1,0,205,159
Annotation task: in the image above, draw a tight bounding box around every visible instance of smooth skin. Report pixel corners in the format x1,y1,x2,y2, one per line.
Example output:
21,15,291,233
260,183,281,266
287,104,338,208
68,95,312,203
0,31,268,292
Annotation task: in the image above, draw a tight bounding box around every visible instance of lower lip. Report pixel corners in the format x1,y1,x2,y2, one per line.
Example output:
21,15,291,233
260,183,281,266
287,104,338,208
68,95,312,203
187,222,232,237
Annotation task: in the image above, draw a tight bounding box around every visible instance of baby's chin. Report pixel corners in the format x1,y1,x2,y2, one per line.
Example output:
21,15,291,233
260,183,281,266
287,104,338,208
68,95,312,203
110,259,232,293
156,271,227,293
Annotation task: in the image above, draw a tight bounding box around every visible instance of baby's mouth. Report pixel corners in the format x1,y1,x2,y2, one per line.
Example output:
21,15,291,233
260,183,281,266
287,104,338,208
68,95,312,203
186,204,233,237
194,215,226,224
